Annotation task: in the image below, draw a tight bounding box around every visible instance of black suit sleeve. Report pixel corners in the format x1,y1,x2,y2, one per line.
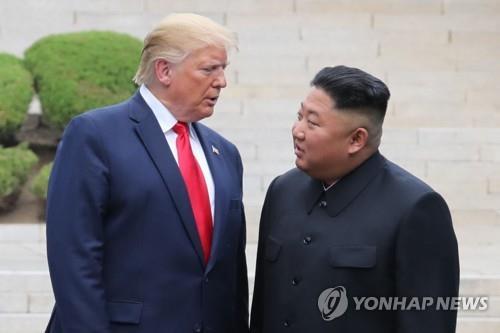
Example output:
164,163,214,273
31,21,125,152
46,115,111,333
250,176,279,333
395,191,460,333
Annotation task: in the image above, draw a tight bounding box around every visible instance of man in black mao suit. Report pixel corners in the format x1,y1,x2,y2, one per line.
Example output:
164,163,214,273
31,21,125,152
250,66,459,333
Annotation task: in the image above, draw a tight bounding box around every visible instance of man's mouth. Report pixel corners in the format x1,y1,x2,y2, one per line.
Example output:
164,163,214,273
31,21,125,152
294,143,304,157
205,96,218,106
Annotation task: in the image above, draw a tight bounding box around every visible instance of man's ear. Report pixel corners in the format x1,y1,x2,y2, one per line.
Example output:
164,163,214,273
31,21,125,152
348,127,369,154
155,59,174,86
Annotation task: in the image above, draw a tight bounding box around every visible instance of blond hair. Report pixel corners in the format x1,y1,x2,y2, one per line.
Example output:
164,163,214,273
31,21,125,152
133,13,237,85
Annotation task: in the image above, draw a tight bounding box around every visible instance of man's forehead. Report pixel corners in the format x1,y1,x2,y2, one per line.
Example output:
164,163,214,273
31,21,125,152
302,88,335,112
189,46,227,62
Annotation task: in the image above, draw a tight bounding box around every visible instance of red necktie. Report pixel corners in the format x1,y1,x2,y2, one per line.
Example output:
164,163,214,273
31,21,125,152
173,122,213,264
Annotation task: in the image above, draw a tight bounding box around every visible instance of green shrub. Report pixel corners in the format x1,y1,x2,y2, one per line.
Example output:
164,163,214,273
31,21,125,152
24,31,142,129
0,144,38,198
0,53,34,144
31,161,53,200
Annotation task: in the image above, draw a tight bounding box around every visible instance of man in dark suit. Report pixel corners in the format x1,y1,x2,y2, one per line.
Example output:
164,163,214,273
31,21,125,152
45,13,248,333
250,66,459,333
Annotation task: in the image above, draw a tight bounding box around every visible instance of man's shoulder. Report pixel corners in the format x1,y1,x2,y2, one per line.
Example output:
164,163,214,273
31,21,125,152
381,157,438,202
195,122,239,154
78,97,132,123
279,168,308,182
269,168,309,192
60,95,137,144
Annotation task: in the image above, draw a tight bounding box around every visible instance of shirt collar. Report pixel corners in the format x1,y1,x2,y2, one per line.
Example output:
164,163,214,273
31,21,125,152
139,84,195,138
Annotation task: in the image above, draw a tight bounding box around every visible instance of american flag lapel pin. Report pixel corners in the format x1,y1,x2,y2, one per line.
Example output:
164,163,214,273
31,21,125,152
212,145,220,155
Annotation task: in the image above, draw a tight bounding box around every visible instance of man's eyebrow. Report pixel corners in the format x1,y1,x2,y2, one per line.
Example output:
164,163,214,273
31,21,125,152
200,60,229,68
300,103,319,116
209,61,229,67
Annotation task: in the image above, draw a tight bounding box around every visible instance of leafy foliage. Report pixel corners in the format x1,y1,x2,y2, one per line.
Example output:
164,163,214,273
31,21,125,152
25,31,141,129
0,53,33,144
31,161,53,200
0,144,38,197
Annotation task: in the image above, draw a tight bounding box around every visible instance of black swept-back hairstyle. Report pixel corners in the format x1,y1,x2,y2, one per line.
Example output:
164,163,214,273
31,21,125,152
311,65,390,147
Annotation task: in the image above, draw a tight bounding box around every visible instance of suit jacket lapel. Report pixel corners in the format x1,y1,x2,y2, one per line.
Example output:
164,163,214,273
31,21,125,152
128,92,205,266
193,123,230,274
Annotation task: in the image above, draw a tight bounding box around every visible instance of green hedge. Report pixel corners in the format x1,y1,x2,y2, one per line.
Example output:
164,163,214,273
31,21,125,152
31,161,53,200
24,31,142,129
0,144,38,198
0,53,34,144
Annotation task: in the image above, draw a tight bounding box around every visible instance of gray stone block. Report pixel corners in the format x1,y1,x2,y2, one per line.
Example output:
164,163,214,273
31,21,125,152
444,0,500,16
0,293,28,313
72,12,160,39
0,271,52,293
427,161,500,181
418,129,500,145
223,84,309,99
457,317,500,333
210,99,243,115
480,145,500,162
452,209,500,225
489,179,500,194
382,129,419,145
461,276,500,297
243,98,302,115
28,293,54,313
296,0,442,15
145,0,295,14
0,313,50,333
73,0,146,13
375,13,500,32
380,143,480,162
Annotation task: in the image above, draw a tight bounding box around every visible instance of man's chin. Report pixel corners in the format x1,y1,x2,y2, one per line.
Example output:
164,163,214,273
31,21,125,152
193,107,215,121
204,106,215,117
295,158,307,171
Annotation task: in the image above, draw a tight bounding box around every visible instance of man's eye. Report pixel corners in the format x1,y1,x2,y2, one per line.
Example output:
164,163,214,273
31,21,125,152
307,119,318,127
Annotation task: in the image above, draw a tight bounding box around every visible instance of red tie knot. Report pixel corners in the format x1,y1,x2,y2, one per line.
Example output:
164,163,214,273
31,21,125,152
173,121,189,136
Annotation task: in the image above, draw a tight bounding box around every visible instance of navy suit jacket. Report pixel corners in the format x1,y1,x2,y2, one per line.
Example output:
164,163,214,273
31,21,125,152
251,151,459,333
45,91,249,333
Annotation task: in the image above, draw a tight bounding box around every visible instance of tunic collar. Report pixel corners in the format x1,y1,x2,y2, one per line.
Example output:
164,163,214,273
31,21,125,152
305,151,386,217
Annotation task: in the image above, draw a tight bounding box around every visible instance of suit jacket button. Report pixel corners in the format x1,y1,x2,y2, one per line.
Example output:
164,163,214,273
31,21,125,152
292,278,299,286
319,200,327,208
193,324,203,333
303,236,312,245
283,320,290,327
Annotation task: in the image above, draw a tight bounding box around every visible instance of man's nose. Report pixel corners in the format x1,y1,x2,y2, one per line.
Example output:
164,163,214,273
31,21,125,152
213,69,227,88
292,120,305,140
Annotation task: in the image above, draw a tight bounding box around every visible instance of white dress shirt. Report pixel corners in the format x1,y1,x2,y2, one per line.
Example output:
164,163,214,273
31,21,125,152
139,84,215,222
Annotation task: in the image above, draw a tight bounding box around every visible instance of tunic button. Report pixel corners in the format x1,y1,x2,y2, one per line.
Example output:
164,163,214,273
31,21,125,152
283,320,290,327
303,236,312,245
292,278,299,286
319,200,327,208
